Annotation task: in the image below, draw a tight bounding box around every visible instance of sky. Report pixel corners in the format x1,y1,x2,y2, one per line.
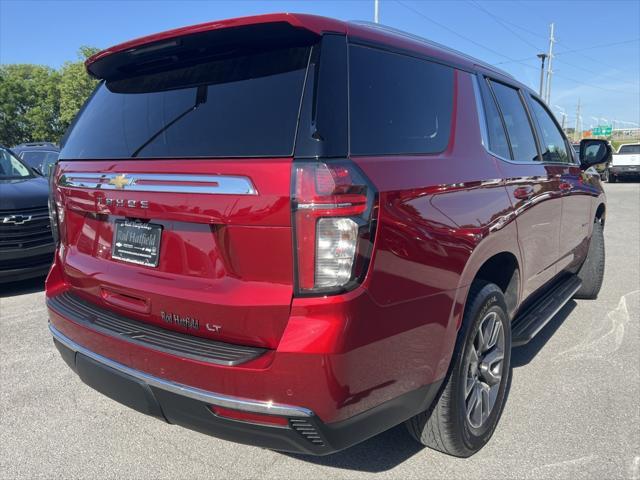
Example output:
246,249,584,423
1,0,639,130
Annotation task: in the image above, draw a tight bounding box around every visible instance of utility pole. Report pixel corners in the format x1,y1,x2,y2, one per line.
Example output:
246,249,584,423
374,0,379,23
537,53,548,97
574,98,581,142
544,23,555,104
561,113,566,130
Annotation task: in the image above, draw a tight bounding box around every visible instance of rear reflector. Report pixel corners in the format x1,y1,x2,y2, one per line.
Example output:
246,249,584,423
210,406,290,428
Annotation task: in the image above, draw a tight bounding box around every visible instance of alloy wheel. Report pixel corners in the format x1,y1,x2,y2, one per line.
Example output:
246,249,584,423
464,311,505,429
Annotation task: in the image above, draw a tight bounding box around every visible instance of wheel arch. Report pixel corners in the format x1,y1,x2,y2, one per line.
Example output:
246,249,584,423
454,229,523,329
595,202,606,225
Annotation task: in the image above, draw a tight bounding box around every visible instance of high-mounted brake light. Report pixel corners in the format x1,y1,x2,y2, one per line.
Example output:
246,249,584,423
292,160,377,295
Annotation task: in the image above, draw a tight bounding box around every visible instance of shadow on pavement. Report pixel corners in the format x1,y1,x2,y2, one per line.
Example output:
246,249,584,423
511,300,576,368
283,301,576,471
281,423,425,472
0,275,46,298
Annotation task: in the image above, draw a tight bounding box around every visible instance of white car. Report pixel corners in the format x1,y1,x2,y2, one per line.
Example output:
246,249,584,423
609,143,640,182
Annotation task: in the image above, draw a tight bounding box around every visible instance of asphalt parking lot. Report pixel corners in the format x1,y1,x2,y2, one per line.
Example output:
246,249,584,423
1,182,638,480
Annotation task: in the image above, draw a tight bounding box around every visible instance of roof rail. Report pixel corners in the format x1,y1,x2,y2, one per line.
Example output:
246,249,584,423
350,21,514,79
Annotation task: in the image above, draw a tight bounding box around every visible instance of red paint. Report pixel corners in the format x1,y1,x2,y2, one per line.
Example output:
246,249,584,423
47,14,604,429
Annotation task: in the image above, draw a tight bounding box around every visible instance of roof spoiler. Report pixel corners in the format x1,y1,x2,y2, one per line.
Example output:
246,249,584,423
85,13,345,81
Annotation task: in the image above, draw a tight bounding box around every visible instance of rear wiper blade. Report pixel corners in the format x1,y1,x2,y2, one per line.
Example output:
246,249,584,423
131,85,207,158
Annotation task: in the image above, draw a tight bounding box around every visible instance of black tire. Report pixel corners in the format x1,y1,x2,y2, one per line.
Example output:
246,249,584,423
574,222,605,299
607,173,616,183
406,281,511,457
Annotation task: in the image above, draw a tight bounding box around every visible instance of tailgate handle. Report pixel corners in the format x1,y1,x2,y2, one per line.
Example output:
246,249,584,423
101,288,151,314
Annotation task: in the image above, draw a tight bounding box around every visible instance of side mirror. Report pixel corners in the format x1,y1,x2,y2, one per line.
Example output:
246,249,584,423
579,139,612,170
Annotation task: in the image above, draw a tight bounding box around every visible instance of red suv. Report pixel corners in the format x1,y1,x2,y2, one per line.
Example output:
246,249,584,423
46,14,611,457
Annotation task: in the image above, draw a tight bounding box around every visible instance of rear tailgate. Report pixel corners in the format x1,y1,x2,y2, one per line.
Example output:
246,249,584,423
56,159,292,349
52,22,319,350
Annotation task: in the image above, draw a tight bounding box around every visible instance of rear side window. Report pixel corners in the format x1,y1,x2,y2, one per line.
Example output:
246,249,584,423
349,45,454,155
528,97,571,163
480,81,511,159
60,46,311,159
489,80,539,163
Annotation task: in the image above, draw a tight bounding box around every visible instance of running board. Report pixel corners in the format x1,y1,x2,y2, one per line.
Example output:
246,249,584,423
511,275,582,347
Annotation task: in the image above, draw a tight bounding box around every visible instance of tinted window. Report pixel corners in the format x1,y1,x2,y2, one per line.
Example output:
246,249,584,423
619,144,640,154
529,97,570,163
0,149,32,179
20,151,59,171
489,81,539,162
480,81,511,159
349,45,454,155
61,46,311,159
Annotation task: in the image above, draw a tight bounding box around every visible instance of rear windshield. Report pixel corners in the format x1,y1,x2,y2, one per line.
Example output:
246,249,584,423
60,46,311,159
21,150,59,169
618,144,640,155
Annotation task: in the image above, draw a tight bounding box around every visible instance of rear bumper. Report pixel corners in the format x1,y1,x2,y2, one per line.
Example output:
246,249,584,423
609,165,640,176
51,323,441,455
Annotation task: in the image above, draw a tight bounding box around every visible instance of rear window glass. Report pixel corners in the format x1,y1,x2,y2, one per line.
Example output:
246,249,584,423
618,144,640,154
349,45,454,156
21,151,59,167
60,46,311,159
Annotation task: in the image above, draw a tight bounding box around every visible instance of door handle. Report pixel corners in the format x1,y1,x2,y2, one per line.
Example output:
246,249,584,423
513,186,534,200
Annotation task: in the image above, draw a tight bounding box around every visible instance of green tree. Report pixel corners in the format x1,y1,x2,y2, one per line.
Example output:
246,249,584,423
59,46,100,130
0,64,61,145
0,46,99,146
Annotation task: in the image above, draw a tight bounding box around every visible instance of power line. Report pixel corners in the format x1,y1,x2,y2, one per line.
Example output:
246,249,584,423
393,1,635,95
466,0,541,52
394,0,520,62
495,38,640,65
555,38,639,56
553,57,639,88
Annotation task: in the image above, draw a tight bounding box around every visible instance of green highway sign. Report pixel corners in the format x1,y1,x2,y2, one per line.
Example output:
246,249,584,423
592,125,612,136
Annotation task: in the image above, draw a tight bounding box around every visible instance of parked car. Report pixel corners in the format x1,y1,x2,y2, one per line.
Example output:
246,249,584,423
608,143,640,182
12,142,59,176
45,14,610,457
0,146,55,282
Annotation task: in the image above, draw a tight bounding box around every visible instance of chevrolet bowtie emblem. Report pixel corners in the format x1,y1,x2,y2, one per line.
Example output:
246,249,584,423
109,174,133,189
2,215,32,225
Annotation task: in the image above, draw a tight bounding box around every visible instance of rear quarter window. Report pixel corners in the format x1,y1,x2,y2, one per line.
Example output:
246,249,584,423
348,44,454,156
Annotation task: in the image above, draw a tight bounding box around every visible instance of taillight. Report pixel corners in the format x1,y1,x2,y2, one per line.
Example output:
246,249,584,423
292,160,377,295
48,167,64,245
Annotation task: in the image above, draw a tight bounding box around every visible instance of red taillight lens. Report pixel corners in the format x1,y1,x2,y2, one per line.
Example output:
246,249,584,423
292,160,377,295
210,406,290,427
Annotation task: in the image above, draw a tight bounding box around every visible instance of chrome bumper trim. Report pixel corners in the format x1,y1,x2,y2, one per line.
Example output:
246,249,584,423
49,323,313,418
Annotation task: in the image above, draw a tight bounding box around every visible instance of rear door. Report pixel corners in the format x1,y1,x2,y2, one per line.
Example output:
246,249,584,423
480,78,563,299
54,34,315,350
